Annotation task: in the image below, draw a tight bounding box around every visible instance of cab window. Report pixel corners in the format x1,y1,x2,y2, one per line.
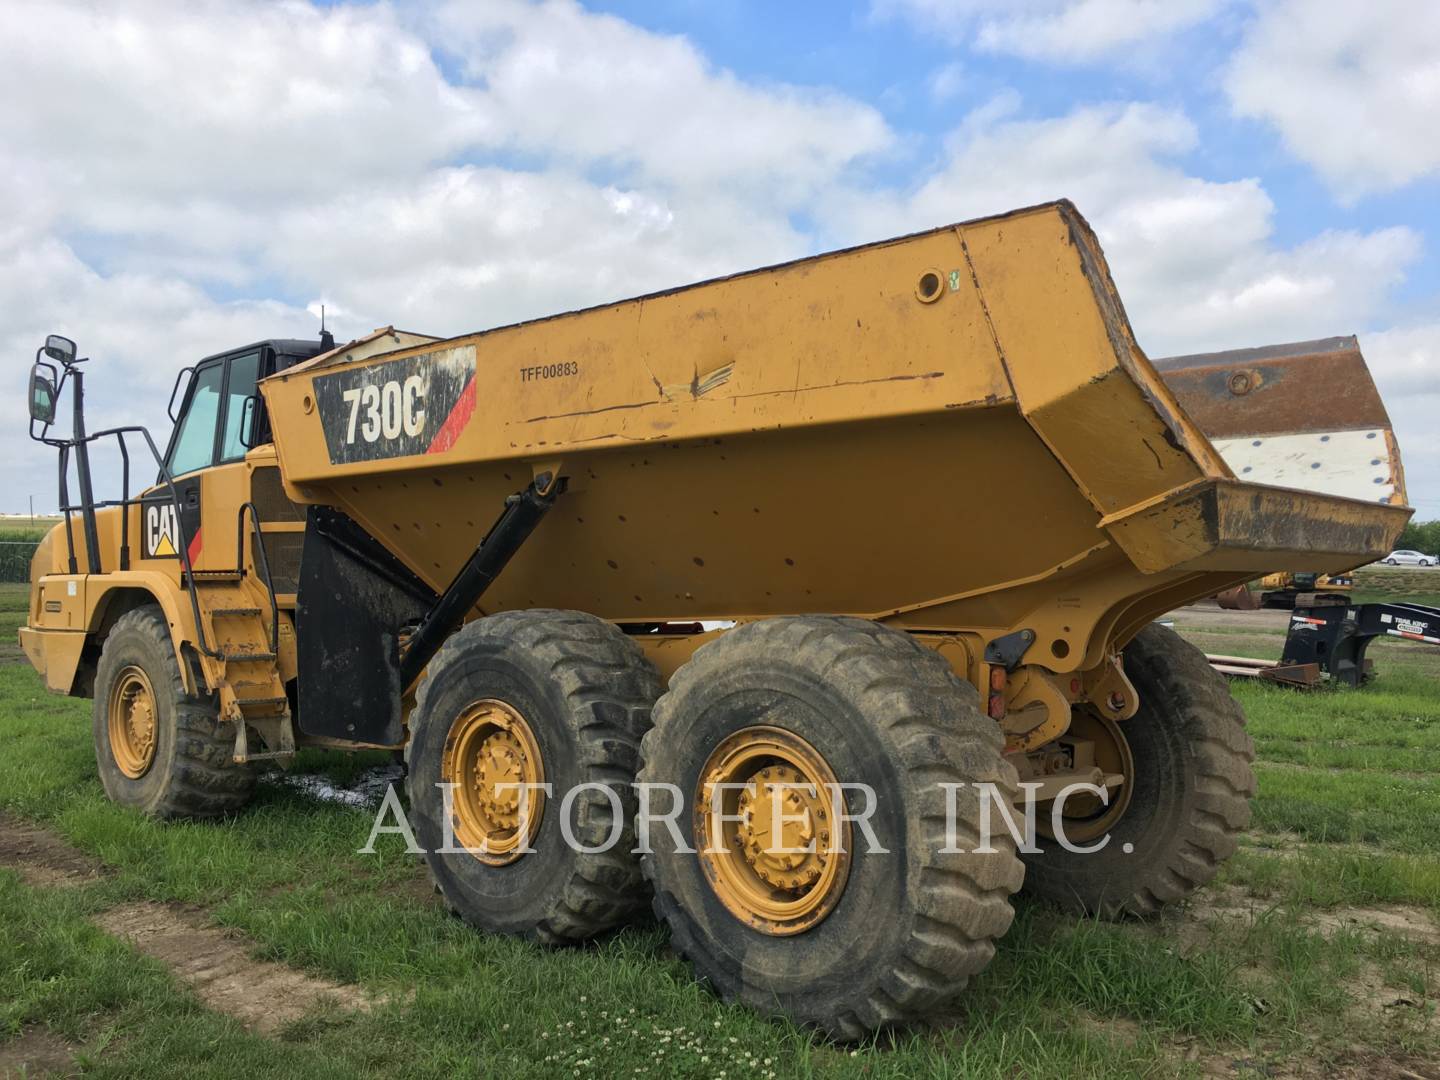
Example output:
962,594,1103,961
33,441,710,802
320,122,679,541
167,362,224,476
164,350,262,477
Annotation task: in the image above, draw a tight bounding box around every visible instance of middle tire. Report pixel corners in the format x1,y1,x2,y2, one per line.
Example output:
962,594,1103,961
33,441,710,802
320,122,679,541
406,609,662,944
640,616,1025,1040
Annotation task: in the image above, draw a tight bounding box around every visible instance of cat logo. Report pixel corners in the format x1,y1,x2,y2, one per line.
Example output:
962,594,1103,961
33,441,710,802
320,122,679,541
144,502,181,559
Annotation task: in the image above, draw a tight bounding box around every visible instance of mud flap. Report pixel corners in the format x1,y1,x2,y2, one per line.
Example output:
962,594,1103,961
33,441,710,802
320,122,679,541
295,506,436,744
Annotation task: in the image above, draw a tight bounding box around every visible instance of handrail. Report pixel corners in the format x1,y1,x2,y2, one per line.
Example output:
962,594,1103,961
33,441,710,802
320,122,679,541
52,423,221,660
237,501,280,654
58,444,77,575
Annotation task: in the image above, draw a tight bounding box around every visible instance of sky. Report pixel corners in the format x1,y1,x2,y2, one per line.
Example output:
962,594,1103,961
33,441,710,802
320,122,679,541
1,0,1437,516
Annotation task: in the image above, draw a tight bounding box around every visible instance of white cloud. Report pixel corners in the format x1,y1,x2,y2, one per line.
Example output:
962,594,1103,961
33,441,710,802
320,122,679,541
424,0,892,198
0,234,314,510
1227,0,1440,199
0,0,488,214
874,0,1227,62
1365,323,1440,513
265,167,809,334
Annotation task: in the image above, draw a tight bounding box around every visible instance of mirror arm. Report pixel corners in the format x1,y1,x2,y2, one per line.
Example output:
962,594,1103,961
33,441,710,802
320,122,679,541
69,366,102,574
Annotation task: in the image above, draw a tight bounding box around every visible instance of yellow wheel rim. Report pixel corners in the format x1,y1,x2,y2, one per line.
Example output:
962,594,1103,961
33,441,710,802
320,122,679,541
695,726,851,936
108,665,158,779
441,699,545,866
1039,709,1135,844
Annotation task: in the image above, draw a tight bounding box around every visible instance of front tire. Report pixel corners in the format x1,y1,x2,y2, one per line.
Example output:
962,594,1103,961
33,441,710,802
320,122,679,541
640,616,1024,1040
1020,623,1256,917
406,610,661,944
93,606,255,819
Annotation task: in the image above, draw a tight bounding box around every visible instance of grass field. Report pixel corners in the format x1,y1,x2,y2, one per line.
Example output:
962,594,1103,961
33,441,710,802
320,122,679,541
0,517,61,540
1350,565,1440,608
1,586,1437,1077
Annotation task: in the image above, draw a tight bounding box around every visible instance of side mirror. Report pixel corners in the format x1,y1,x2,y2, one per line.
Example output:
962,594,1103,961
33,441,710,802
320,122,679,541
238,394,259,449
43,335,76,366
29,364,58,425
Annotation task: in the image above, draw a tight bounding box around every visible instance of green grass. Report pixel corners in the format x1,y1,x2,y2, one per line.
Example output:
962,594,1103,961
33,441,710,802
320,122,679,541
0,518,60,539
1248,764,1440,852
1223,845,1440,913
1352,565,1440,608
0,595,1436,1076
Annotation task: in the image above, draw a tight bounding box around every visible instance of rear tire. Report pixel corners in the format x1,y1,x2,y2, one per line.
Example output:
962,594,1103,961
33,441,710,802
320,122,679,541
1020,623,1256,918
640,616,1024,1040
93,606,256,819
406,610,661,944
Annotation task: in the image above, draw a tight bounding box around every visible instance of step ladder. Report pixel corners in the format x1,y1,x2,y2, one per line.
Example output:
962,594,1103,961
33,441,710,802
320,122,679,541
197,581,294,764
184,509,296,769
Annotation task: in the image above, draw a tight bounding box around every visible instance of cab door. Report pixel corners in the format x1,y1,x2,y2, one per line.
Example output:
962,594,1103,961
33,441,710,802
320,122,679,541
147,350,262,574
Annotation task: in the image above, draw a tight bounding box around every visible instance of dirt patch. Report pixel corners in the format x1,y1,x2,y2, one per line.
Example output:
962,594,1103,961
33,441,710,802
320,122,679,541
1333,1055,1440,1080
1193,1050,1440,1079
0,813,105,888
95,902,374,1035
1312,906,1440,947
1167,604,1293,634
0,1027,77,1078
1186,886,1440,948
1342,959,1435,1022
399,871,445,911
1072,1010,1144,1047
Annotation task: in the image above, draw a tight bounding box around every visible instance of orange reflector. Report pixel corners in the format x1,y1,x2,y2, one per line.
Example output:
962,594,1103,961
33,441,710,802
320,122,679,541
987,665,1007,720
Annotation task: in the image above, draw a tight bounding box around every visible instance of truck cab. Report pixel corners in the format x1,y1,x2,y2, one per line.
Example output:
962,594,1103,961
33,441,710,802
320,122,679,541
20,334,334,793
150,337,332,594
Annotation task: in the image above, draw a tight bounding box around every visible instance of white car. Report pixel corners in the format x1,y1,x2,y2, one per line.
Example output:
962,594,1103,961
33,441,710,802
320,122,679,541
1382,549,1436,566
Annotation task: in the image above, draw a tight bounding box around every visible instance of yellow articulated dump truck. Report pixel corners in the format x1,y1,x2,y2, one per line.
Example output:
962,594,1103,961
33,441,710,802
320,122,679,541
21,201,1410,1037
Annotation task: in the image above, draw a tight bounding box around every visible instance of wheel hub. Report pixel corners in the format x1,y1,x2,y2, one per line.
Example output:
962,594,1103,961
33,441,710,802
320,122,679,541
1038,708,1135,844
474,729,526,826
108,666,158,779
441,700,545,866
695,726,851,936
735,764,830,891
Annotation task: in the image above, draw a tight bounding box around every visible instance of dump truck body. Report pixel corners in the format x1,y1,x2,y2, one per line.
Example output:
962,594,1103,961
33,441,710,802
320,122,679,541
261,202,1406,696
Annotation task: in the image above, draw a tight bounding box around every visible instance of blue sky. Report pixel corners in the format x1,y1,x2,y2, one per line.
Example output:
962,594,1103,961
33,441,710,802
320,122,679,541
1,0,1436,513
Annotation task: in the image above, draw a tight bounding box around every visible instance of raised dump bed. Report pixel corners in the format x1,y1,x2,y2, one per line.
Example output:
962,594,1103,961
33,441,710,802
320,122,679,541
262,201,1408,678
